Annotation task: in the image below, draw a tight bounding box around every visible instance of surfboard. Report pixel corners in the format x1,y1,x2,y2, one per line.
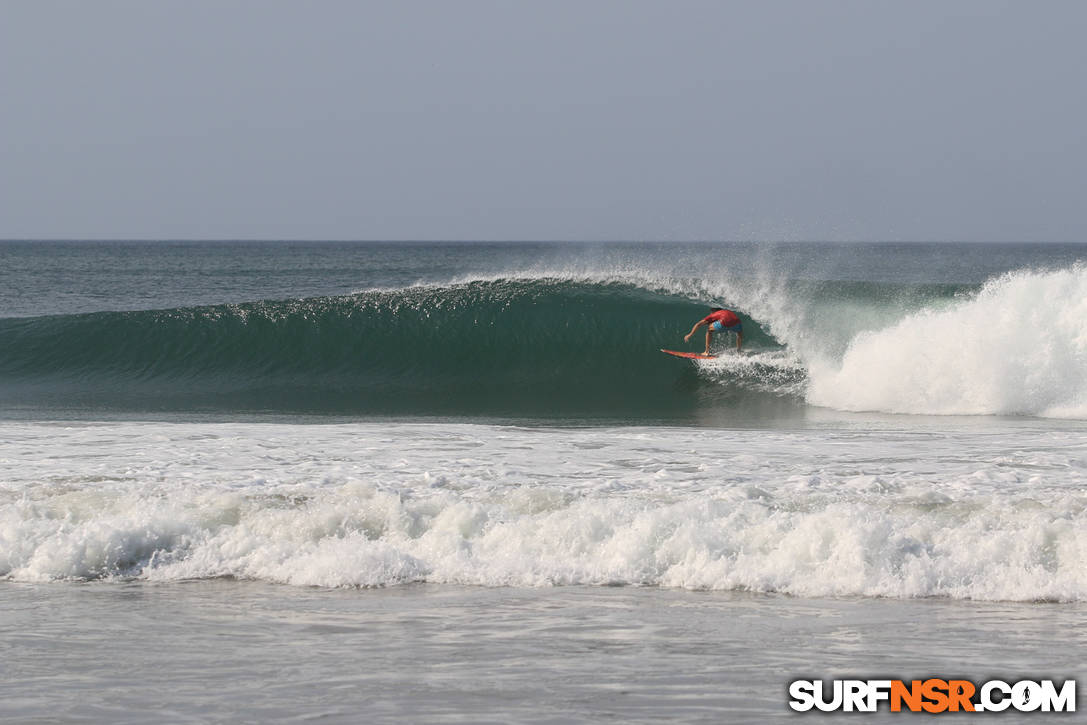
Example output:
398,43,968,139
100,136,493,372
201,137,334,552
660,349,717,360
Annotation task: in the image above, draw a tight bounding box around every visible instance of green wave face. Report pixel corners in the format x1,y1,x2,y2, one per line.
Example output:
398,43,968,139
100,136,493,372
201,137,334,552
0,279,793,420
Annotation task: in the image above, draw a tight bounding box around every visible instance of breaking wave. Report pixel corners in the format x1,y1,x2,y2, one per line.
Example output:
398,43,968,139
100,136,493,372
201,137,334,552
1,265,1084,419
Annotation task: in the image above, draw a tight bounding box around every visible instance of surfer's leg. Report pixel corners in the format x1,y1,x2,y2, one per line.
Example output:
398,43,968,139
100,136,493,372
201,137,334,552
704,329,713,355
736,331,743,352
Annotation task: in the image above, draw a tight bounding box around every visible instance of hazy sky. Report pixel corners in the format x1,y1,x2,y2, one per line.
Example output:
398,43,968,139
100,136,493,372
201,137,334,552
2,1,1085,241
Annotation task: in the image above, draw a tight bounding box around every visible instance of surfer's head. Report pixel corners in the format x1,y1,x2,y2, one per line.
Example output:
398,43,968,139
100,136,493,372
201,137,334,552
709,307,723,312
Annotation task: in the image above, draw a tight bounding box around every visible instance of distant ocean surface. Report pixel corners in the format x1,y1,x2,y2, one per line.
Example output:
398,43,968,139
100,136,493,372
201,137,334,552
2,241,1085,722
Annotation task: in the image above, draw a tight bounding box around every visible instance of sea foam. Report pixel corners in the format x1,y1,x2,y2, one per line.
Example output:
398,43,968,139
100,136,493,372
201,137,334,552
3,421,1084,601
805,266,1087,417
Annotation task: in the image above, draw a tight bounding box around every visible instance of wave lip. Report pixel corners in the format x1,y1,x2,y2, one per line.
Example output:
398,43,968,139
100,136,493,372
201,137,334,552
807,266,1087,419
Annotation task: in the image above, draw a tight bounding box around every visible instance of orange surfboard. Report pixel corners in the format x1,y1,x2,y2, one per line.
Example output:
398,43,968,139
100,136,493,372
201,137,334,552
660,349,717,360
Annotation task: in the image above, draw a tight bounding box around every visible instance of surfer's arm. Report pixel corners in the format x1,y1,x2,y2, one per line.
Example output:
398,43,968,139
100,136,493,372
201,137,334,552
684,319,707,343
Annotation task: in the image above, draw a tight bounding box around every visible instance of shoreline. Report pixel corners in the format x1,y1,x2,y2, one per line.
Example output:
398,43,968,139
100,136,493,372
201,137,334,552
4,581,1083,723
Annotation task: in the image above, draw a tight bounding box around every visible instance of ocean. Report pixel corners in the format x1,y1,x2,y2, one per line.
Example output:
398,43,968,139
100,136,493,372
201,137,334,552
2,241,1085,722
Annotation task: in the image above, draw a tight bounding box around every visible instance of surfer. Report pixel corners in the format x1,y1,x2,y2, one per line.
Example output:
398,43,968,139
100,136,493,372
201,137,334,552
684,308,743,354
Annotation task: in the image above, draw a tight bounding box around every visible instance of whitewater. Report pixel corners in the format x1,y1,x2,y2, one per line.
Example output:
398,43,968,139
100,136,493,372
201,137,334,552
807,265,1087,418
4,419,1085,601
3,242,1087,599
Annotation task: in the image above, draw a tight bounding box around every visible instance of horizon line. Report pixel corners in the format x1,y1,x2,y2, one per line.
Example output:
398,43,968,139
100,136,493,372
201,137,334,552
1,238,1084,245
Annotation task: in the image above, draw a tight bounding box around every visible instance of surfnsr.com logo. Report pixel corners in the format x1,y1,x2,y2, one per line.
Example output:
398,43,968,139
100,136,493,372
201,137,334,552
788,679,1076,713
